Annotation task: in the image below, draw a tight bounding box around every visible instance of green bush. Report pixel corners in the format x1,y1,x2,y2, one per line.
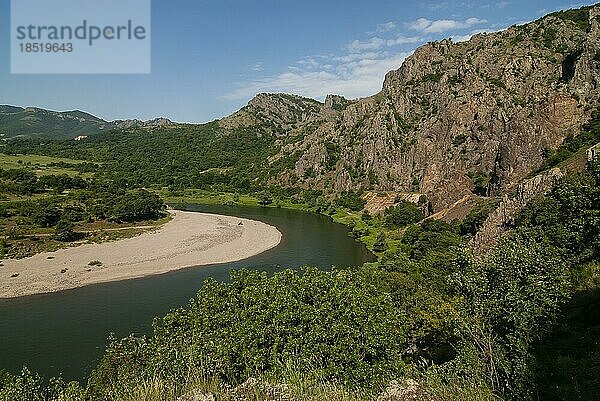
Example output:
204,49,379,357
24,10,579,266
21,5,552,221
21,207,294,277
402,219,461,261
451,235,571,398
384,201,423,228
257,191,274,206
372,232,388,253
88,268,408,398
468,171,491,196
0,368,84,401
335,191,366,211
53,219,77,242
549,6,590,31
516,158,599,264
533,108,600,174
460,198,500,236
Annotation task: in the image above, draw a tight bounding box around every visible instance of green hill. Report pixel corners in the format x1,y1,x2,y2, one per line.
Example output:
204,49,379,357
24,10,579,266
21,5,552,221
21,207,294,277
0,106,113,139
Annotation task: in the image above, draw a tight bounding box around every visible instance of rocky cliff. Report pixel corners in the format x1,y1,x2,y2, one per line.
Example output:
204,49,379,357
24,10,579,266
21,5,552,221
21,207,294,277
470,167,564,252
220,5,600,213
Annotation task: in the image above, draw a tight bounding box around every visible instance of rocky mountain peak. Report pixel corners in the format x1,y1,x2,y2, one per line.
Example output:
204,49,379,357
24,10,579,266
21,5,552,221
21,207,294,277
259,4,600,212
324,94,352,111
113,117,175,130
247,93,324,124
220,93,326,134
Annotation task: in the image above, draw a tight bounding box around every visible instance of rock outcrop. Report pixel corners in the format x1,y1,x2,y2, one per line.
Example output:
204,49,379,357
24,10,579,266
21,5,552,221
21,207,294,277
221,5,600,213
362,192,428,216
176,377,424,401
220,93,325,135
176,389,216,401
377,379,422,401
471,167,564,252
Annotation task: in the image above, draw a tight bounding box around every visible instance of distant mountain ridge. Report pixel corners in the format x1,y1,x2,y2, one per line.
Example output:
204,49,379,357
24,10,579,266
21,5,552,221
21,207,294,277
0,105,175,139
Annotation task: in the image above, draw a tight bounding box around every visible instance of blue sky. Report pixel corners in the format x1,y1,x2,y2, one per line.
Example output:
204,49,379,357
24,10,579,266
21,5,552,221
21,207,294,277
0,0,595,122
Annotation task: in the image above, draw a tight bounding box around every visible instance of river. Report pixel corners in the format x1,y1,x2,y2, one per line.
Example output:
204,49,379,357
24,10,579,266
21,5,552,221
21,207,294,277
0,205,373,381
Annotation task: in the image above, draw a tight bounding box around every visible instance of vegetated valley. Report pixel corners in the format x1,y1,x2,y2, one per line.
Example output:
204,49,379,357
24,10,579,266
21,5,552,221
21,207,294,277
1,4,600,401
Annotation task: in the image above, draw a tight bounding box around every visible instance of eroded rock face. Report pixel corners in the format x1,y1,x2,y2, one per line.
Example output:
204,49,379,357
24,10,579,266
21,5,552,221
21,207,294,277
220,93,325,135
219,6,599,212
471,167,564,252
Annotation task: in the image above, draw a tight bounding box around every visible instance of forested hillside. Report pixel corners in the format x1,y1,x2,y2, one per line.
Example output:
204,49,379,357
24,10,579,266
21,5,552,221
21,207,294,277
3,7,600,212
0,154,166,258
0,4,599,401
0,106,175,140
1,153,597,401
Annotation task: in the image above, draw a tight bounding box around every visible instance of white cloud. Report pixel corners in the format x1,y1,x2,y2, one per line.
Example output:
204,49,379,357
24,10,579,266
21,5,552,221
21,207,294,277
409,18,434,32
348,34,422,53
408,17,486,34
387,34,422,46
375,21,397,33
224,19,435,102
348,37,386,52
251,62,264,72
297,57,322,69
224,52,412,101
427,2,449,11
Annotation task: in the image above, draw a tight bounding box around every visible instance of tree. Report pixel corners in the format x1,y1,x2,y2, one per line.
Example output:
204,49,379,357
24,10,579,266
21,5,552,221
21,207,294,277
335,191,366,211
384,201,423,228
401,219,461,261
372,231,388,253
88,268,408,398
53,219,77,242
451,236,570,397
257,191,273,206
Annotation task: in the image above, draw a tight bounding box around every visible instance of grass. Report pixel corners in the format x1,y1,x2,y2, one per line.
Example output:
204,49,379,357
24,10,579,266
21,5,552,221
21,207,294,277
0,214,172,259
0,152,90,177
107,370,378,401
156,188,311,212
527,146,590,178
90,366,504,401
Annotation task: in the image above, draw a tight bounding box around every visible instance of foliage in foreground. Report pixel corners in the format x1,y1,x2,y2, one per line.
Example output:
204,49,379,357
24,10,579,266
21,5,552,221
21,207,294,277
1,160,598,401
86,267,409,399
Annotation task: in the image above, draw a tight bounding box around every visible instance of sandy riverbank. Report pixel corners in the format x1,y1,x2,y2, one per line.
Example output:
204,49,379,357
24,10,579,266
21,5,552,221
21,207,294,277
0,210,282,298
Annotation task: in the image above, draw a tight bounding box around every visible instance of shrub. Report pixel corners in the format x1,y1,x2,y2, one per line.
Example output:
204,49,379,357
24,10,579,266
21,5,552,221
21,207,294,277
0,368,84,401
384,201,423,228
468,171,491,196
88,268,408,398
335,191,366,212
372,232,388,253
460,199,500,236
451,235,571,397
257,191,273,206
402,219,461,261
452,134,467,147
53,219,77,242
